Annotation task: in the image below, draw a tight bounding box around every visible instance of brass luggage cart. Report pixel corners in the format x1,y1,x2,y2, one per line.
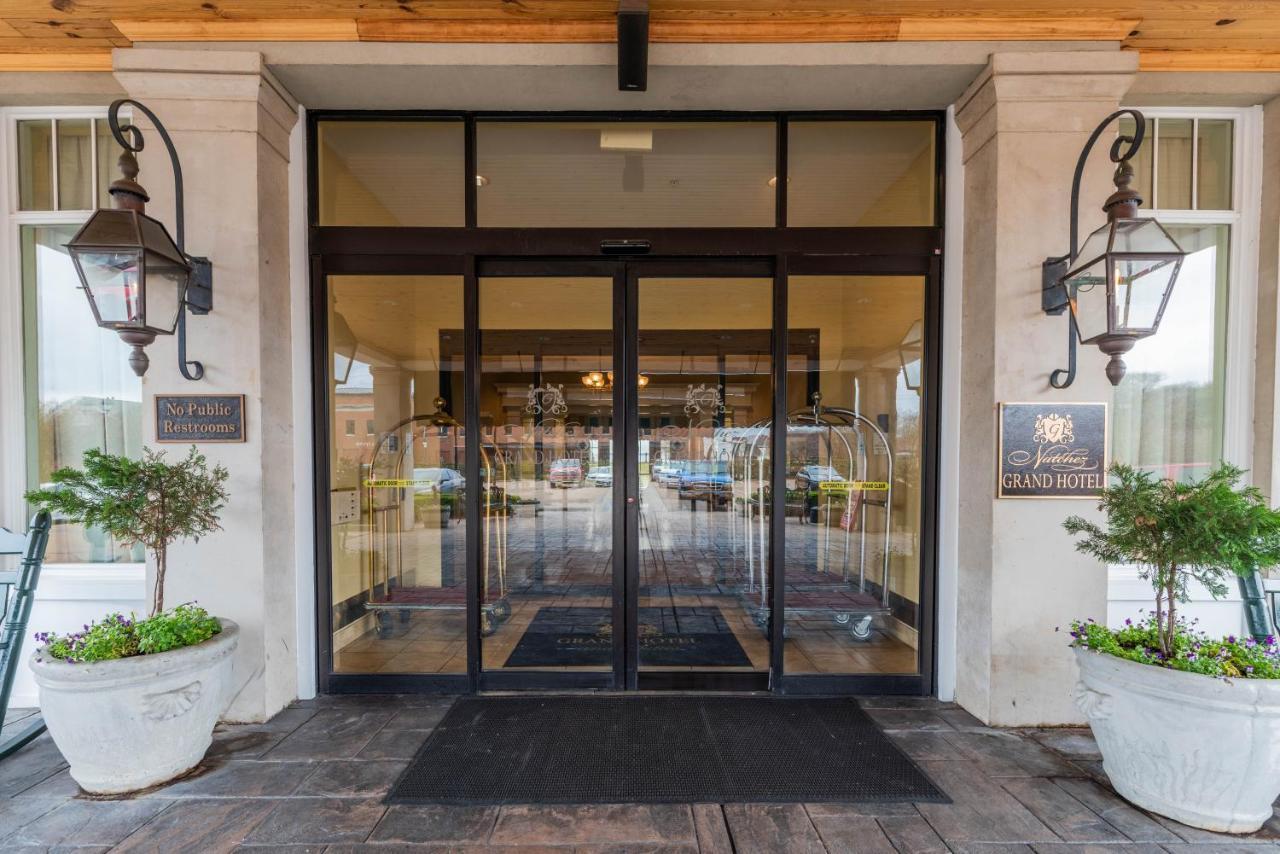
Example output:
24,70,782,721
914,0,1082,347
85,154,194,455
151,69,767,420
364,398,511,637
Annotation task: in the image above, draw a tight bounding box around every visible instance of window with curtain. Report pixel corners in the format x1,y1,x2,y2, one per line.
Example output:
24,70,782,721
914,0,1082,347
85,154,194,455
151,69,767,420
1112,115,1236,483
13,114,140,563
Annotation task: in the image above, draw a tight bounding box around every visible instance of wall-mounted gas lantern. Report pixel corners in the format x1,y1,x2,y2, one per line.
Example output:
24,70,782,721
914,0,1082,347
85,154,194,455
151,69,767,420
1042,109,1186,388
899,319,923,393
331,310,357,385
65,99,212,380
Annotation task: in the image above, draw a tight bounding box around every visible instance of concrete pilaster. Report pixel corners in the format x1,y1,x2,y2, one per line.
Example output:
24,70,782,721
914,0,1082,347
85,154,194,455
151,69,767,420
111,48,300,722
953,52,1137,725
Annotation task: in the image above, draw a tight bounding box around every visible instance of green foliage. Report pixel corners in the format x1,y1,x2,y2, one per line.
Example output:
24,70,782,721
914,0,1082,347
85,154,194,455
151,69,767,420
25,447,229,615
135,603,223,655
1069,616,1280,679
1064,463,1280,658
35,605,221,664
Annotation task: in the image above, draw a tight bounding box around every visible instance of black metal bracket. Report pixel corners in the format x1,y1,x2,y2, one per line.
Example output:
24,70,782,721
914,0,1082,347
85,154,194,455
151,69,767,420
108,98,211,382
1042,107,1145,390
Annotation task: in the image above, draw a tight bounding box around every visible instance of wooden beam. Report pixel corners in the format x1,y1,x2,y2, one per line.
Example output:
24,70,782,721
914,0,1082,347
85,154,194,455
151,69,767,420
357,18,615,43
293,15,1133,44
1137,49,1280,71
114,18,360,41
899,16,1138,41
0,52,113,71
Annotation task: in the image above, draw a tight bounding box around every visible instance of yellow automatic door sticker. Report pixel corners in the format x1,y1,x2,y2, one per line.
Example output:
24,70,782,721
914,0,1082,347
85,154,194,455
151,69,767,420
818,480,888,492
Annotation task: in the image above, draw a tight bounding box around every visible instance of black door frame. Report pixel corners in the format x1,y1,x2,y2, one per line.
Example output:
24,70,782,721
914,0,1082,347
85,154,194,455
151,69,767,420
310,109,944,697
471,257,776,694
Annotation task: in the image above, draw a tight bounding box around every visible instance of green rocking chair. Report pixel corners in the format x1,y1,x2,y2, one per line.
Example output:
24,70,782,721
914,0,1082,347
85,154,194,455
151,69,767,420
0,511,51,759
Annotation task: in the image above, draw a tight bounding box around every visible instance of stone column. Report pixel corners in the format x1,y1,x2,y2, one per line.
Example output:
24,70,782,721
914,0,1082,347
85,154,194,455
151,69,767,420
952,52,1137,725
112,48,299,722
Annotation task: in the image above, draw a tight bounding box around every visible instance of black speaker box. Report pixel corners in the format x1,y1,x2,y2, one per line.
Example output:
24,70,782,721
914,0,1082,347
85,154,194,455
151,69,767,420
617,0,649,92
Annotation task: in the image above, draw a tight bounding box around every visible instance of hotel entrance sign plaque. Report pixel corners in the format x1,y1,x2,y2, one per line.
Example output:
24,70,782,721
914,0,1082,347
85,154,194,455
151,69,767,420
155,394,246,443
997,402,1106,499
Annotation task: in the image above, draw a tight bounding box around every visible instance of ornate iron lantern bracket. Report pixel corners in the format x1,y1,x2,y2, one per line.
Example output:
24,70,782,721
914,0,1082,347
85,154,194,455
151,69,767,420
1042,108,1150,389
105,98,212,381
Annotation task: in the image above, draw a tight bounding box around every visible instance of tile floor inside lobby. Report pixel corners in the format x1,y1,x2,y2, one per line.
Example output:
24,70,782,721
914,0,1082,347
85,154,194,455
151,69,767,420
3,695,1280,852
334,479,918,676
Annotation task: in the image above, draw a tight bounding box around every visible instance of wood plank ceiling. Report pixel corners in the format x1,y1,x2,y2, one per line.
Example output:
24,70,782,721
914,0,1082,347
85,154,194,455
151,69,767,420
1,1,1279,73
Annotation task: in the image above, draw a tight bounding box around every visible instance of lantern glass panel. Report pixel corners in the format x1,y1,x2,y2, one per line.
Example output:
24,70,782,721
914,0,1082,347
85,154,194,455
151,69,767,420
1111,217,1184,255
78,250,144,325
899,319,923,389
1072,222,1112,267
1114,256,1178,333
1065,258,1110,343
143,250,186,333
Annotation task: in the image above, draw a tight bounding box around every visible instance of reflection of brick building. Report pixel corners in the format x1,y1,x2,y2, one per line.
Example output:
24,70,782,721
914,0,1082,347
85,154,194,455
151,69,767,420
334,386,376,459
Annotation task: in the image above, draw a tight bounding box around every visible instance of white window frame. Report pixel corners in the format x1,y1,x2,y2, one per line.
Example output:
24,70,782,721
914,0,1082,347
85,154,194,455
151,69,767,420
0,105,145,573
1129,106,1262,471
1107,105,1264,608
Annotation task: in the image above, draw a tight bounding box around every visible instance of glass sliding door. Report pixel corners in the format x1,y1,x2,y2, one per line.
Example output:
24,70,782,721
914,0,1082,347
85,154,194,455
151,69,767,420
784,275,926,676
326,275,468,676
633,273,774,679
478,274,620,680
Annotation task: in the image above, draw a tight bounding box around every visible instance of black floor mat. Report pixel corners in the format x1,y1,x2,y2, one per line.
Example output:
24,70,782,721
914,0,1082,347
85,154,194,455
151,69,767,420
388,695,948,805
503,607,752,668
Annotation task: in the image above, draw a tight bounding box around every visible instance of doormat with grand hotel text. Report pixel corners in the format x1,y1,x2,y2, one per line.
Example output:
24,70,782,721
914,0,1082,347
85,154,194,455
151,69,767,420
503,606,751,668
388,695,949,805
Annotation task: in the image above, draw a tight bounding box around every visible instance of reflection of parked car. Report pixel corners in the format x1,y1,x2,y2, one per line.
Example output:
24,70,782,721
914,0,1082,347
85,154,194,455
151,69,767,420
587,466,612,487
412,467,466,493
653,464,684,487
795,465,842,491
678,461,732,507
549,458,584,488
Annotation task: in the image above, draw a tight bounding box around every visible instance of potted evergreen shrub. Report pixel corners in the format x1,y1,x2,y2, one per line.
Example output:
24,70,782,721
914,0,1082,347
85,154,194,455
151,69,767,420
25,447,236,795
1064,463,1280,833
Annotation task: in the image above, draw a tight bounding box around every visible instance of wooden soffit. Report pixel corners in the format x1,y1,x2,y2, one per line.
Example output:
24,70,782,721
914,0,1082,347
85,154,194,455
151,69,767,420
2,2,1280,73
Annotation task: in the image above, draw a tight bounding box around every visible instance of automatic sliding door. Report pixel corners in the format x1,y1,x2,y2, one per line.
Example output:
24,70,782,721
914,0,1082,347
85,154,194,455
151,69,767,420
633,273,774,678
478,275,620,680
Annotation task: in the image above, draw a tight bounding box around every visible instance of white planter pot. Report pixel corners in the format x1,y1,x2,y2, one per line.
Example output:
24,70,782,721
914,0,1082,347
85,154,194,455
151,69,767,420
29,619,238,795
1074,646,1280,833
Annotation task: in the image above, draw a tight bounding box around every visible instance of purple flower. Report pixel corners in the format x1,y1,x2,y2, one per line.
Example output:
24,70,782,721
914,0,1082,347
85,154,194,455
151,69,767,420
1125,618,1132,626
1228,635,1237,644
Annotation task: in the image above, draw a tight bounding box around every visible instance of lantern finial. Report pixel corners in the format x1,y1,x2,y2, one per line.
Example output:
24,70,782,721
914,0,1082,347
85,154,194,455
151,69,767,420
108,150,150,213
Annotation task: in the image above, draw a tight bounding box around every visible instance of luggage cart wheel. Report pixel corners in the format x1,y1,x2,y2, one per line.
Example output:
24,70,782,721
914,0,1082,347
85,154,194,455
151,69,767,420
376,611,394,639
399,609,412,625
833,613,851,625
850,615,874,641
492,599,512,622
481,612,498,637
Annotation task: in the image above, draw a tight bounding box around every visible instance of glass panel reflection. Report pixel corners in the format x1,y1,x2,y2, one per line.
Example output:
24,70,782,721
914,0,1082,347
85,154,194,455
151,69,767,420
785,276,924,675
22,225,143,564
328,275,467,674
637,278,773,672
477,122,775,227
318,121,465,226
787,121,936,226
1112,225,1229,483
480,277,616,672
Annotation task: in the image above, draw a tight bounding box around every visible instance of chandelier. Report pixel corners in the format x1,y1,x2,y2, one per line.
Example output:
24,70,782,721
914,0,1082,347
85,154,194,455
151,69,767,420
581,370,650,390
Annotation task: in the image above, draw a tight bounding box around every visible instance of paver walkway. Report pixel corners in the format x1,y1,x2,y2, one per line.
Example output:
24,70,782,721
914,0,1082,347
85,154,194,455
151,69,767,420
1,695,1277,852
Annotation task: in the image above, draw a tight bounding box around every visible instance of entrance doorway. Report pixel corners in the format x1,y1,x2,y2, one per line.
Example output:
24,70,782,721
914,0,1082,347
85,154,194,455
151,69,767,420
312,111,942,696
476,259,775,690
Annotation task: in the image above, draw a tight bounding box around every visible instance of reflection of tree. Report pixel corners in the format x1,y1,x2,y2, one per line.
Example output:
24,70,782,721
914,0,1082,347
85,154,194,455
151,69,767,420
36,396,143,564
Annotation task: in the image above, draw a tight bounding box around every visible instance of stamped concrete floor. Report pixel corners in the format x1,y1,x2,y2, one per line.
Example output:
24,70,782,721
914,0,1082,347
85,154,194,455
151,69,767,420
2,695,1279,852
